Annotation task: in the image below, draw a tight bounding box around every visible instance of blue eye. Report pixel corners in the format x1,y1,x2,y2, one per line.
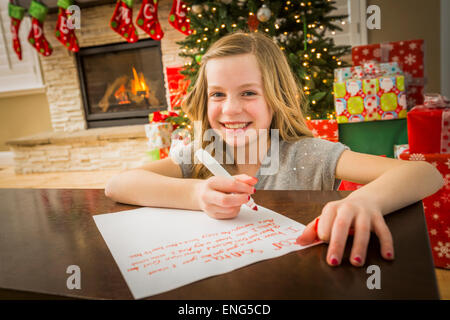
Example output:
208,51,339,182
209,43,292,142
243,91,256,96
210,92,224,97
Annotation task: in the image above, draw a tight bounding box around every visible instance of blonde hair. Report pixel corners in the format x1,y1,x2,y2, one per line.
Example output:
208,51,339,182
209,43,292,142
182,31,313,179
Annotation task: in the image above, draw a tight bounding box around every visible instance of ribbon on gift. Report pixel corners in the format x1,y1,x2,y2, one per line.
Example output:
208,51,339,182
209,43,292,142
423,94,450,108
412,94,450,154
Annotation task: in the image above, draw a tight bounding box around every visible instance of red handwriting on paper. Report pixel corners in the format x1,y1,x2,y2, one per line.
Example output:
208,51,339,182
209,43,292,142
272,238,298,250
127,267,139,272
143,260,160,268
127,219,299,276
148,266,169,276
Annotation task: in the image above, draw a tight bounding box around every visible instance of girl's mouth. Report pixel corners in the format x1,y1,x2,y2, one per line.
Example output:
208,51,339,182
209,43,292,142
220,122,252,131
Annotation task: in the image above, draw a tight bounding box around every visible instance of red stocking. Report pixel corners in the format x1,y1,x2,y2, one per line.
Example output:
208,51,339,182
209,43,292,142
27,0,53,57
8,2,25,60
110,0,138,43
136,0,164,40
168,0,192,36
55,0,79,52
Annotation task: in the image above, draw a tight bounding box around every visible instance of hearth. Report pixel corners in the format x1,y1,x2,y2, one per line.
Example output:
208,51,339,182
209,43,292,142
76,39,168,128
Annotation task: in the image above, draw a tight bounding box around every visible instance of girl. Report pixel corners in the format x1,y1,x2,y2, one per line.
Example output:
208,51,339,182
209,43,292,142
105,32,443,268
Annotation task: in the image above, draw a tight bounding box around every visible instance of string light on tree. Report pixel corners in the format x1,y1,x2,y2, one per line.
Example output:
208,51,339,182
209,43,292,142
177,0,350,119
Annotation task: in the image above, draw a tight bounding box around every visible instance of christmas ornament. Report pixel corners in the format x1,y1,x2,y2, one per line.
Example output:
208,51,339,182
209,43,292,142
110,0,139,43
191,4,203,14
247,13,259,32
27,0,53,57
237,0,247,7
136,0,164,40
168,0,192,36
195,54,202,63
256,4,271,22
55,0,79,52
8,2,25,60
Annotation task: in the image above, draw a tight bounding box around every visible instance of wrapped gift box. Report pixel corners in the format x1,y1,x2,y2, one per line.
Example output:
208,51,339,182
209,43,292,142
144,123,173,150
334,75,407,123
306,119,338,142
399,150,450,269
335,62,402,83
407,94,450,154
338,119,408,158
352,39,425,107
147,147,170,161
166,66,190,109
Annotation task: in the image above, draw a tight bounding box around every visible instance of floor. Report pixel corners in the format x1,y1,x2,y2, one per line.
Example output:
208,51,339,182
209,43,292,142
0,165,448,300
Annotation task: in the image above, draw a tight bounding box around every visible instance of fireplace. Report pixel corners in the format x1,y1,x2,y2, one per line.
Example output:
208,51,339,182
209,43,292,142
76,39,168,128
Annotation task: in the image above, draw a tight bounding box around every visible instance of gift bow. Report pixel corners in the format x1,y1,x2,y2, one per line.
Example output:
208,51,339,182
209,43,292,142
422,94,450,108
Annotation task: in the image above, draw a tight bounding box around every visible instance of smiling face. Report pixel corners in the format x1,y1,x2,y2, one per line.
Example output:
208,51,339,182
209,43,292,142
206,53,273,148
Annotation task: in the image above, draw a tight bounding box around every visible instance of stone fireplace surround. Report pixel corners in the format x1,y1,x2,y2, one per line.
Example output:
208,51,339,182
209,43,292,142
7,0,188,174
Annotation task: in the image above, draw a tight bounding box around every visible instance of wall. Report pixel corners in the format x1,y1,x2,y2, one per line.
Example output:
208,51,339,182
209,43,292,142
0,93,52,151
367,0,441,92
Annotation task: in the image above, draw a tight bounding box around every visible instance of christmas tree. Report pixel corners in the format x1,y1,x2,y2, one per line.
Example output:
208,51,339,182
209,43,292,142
177,0,350,119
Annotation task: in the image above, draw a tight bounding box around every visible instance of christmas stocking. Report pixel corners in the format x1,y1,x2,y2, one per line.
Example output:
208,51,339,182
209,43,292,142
136,0,164,40
8,2,25,60
27,0,53,57
55,0,79,52
168,0,192,36
110,0,138,43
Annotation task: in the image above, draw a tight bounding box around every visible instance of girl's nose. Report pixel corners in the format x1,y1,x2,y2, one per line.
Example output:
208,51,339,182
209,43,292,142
222,97,243,115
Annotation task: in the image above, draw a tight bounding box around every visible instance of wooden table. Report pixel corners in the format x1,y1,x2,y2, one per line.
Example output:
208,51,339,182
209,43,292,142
0,188,439,299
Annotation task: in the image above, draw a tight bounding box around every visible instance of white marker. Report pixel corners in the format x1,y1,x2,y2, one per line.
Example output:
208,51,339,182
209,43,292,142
195,148,258,211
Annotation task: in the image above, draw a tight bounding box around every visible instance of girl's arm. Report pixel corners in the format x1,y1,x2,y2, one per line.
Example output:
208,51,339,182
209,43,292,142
297,150,444,267
336,150,444,215
104,157,255,215
104,158,202,210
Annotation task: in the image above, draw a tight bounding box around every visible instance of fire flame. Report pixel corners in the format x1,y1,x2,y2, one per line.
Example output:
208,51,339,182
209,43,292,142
131,67,149,98
112,67,150,105
114,84,130,104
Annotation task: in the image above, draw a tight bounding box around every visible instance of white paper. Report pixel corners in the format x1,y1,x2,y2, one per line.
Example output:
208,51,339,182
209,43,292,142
93,205,317,299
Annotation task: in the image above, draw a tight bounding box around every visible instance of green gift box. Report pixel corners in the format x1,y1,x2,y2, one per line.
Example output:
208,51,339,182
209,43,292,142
338,118,408,158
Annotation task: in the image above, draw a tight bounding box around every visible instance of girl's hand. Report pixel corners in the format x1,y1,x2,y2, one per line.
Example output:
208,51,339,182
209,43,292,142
296,196,395,267
194,174,257,219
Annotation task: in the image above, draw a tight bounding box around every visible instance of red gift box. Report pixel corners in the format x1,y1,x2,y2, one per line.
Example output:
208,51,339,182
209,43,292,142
407,94,450,154
399,151,450,269
352,40,425,108
166,66,190,109
306,119,338,143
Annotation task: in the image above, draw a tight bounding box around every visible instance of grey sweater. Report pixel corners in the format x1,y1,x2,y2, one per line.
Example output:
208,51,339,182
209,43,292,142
171,137,349,191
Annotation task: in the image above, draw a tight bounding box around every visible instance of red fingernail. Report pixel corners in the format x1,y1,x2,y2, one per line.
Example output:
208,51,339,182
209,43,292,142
253,188,256,193
354,256,362,264
248,195,250,200
253,205,258,211
330,257,339,266
387,252,393,259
